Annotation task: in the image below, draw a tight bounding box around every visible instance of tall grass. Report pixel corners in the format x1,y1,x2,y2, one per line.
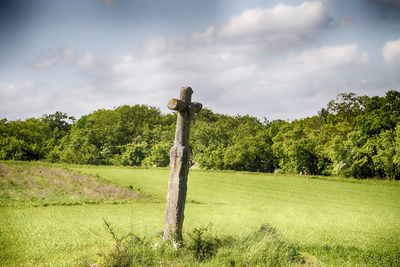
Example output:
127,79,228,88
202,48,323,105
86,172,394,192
97,222,305,267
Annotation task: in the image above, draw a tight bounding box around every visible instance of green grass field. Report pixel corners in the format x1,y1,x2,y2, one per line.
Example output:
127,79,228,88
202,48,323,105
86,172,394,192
1,162,400,266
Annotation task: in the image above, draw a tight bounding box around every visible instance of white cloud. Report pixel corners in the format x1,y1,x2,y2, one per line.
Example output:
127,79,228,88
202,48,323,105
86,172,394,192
100,1,367,119
84,1,368,120
77,52,95,68
32,48,96,70
383,38,400,64
0,81,52,119
282,44,368,71
219,0,327,38
0,81,121,120
145,1,329,57
104,40,369,119
0,80,34,99
62,47,75,59
33,56,58,69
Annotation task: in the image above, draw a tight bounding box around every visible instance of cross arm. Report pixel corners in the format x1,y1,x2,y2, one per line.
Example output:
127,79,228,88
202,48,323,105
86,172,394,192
190,102,202,113
167,98,202,114
167,98,186,111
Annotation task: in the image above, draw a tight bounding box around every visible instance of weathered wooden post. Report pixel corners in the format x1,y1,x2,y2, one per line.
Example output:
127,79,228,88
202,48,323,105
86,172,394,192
163,86,202,245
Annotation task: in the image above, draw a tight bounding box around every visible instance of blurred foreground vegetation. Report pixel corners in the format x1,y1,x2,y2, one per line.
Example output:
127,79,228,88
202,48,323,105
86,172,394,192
1,90,400,179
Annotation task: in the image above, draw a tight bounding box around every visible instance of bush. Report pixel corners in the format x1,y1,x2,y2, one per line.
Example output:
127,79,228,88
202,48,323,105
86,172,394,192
142,141,170,167
120,142,148,166
186,226,221,261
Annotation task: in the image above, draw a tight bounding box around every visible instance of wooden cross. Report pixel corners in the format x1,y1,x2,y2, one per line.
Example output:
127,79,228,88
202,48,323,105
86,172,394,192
163,86,202,244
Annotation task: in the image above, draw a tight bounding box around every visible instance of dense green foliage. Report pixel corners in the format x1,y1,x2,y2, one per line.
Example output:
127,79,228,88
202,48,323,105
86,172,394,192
1,91,399,178
0,112,74,161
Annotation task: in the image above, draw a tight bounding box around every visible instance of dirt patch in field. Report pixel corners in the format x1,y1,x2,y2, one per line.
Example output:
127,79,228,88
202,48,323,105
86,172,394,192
0,161,140,206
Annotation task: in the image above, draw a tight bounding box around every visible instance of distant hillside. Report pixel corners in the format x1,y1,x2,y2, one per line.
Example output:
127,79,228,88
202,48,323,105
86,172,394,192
0,161,140,207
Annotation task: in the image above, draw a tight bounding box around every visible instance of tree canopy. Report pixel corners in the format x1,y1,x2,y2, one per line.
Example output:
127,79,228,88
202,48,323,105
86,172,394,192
1,91,399,179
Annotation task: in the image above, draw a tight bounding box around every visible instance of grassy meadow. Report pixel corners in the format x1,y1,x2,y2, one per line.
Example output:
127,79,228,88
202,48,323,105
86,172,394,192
1,161,400,266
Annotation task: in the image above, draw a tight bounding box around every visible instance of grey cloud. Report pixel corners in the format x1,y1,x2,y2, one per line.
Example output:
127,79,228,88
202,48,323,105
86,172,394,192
362,0,400,20
145,1,330,57
32,48,98,70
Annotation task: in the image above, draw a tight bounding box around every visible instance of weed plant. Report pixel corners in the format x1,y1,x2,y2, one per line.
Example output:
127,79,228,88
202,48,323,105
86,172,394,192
96,222,304,267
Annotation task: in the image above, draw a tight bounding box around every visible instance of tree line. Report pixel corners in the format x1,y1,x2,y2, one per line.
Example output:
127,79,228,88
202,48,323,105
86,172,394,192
1,91,399,179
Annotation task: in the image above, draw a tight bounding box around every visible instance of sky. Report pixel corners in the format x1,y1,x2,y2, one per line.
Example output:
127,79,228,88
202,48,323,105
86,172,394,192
0,0,400,121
